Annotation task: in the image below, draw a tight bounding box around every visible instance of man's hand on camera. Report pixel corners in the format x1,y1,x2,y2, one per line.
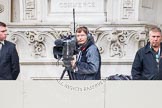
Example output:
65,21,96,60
71,55,76,69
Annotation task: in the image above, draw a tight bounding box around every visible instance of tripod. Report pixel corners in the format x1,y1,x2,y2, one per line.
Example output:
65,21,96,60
60,65,76,80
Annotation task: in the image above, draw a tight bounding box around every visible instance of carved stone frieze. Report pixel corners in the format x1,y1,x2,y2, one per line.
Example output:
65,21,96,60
8,26,147,60
10,34,18,43
25,31,46,56
8,29,72,58
8,31,46,57
50,27,72,39
96,29,147,58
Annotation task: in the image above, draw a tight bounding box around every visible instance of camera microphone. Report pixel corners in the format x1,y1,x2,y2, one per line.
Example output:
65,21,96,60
54,39,63,46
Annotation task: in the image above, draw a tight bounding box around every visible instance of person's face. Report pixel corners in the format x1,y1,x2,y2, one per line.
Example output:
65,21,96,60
149,31,162,48
76,31,88,45
0,26,7,41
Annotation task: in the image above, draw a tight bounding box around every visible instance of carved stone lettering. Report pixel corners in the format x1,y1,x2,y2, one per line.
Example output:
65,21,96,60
122,0,135,19
50,0,103,13
24,0,37,20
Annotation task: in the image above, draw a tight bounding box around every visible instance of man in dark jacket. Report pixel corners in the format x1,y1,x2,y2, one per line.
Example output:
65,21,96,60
131,26,162,80
0,22,20,80
71,26,101,80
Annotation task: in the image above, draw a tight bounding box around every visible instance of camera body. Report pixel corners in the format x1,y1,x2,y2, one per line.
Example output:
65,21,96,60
53,35,77,67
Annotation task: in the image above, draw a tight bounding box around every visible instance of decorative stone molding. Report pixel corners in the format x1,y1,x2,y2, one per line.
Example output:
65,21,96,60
8,28,72,58
96,29,146,58
25,31,46,56
0,4,4,13
24,0,37,20
8,31,46,57
10,35,19,43
8,25,148,60
121,0,135,19
134,31,146,41
8,31,29,44
50,27,72,39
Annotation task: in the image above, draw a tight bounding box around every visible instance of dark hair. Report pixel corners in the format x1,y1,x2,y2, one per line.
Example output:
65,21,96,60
0,22,6,27
76,26,89,35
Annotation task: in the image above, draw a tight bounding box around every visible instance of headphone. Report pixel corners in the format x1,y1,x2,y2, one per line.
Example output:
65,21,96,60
83,26,93,41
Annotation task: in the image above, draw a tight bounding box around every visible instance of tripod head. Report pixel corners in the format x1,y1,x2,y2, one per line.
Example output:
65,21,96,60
60,64,75,80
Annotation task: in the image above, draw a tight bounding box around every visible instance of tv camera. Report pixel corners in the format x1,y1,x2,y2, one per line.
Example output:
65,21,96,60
53,34,78,80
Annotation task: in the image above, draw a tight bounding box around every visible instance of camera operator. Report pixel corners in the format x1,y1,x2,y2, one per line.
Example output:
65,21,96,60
71,26,101,80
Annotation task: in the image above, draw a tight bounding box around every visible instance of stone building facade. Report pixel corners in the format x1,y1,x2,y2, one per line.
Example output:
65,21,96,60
0,0,162,80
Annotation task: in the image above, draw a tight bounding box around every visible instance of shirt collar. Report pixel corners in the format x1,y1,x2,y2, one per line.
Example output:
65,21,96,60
0,41,5,45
